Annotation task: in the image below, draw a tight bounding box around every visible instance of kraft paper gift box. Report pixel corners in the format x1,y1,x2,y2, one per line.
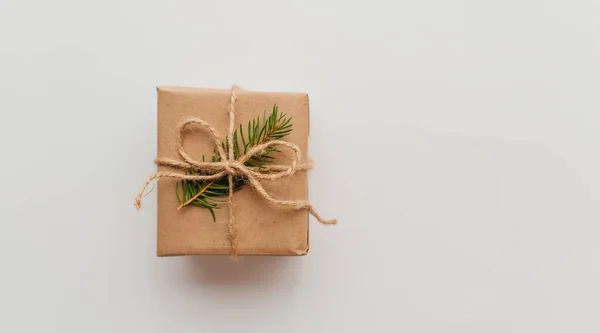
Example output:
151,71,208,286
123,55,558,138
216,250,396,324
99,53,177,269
155,86,310,256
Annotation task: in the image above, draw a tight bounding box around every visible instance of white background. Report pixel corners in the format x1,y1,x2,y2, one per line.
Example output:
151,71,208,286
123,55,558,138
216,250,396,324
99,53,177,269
1,0,599,332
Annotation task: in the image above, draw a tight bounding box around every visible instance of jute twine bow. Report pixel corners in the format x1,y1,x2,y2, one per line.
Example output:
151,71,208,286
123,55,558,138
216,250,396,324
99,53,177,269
135,86,336,255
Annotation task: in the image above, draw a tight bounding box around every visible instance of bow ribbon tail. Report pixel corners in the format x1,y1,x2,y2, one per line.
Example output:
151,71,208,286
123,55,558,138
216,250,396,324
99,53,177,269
243,173,338,225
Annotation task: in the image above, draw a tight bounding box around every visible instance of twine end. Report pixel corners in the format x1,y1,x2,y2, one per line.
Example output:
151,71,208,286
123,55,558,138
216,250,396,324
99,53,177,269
308,206,337,225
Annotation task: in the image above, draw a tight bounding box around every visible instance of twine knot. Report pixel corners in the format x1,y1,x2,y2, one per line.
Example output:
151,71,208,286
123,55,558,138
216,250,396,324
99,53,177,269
223,160,242,176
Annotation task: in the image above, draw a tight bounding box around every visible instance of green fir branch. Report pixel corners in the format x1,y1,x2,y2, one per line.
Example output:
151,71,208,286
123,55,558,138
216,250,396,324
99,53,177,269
176,104,293,221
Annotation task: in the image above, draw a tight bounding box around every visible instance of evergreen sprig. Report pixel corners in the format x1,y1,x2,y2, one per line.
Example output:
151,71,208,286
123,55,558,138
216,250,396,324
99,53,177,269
176,104,293,221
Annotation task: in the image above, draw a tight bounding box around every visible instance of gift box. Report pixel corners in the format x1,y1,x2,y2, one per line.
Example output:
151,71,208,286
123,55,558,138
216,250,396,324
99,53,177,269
152,86,312,256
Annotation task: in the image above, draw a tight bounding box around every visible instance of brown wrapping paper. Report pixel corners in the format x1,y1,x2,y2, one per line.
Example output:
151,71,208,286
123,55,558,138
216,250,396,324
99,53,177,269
156,86,310,256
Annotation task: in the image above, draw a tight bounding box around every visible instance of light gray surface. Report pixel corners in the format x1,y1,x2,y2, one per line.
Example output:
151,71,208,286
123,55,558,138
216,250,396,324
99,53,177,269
1,1,599,332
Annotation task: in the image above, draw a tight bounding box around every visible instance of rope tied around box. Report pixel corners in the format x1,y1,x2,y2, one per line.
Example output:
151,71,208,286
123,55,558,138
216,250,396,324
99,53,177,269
135,86,336,255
